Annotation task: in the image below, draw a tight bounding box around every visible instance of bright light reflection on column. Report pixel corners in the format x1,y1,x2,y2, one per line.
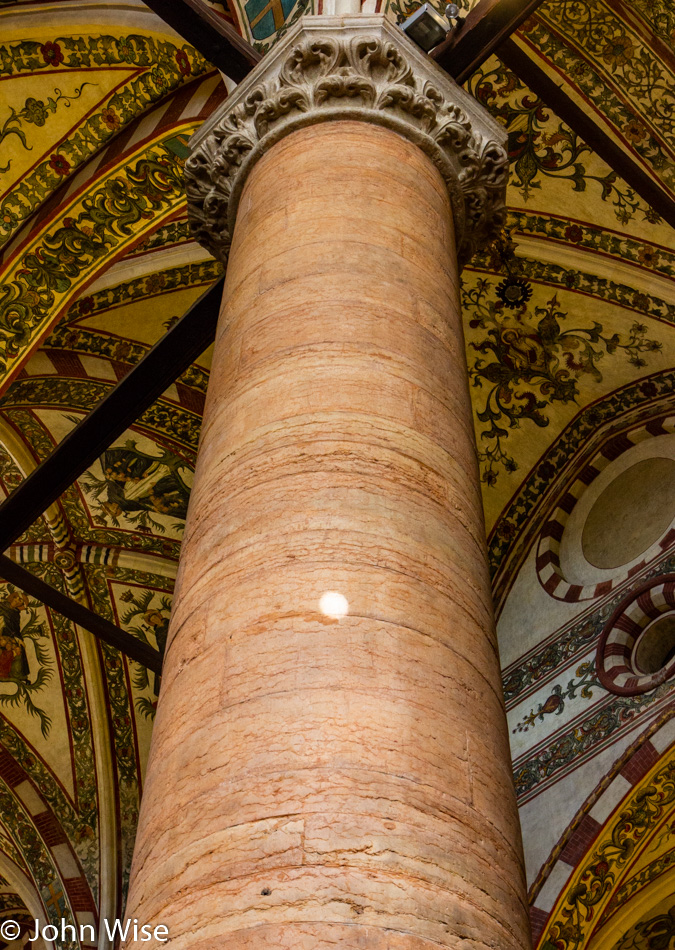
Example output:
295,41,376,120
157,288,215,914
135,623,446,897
319,591,349,618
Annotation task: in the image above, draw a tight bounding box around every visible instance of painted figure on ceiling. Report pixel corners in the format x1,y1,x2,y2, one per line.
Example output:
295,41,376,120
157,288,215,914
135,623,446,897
0,590,30,682
143,609,169,697
0,588,52,737
101,444,191,520
120,589,173,721
84,440,193,532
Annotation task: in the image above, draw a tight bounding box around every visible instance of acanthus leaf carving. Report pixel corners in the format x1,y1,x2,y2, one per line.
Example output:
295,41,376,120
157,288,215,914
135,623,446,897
185,15,508,266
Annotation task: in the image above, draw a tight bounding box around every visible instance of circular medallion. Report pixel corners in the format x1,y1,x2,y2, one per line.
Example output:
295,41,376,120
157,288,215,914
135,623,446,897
596,574,675,695
536,426,675,602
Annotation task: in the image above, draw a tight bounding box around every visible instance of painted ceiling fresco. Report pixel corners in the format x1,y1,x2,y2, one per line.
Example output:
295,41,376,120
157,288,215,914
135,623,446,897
0,0,673,946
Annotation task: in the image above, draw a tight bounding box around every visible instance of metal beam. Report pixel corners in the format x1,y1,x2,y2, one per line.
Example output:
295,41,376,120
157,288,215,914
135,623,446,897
0,556,162,672
0,278,222,669
0,277,223,552
499,38,675,229
431,0,547,83
142,0,260,82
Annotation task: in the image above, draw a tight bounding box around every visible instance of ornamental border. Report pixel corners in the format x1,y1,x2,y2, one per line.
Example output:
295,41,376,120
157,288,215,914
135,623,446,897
535,415,675,602
489,376,675,616
533,745,675,950
596,573,675,695
528,709,675,946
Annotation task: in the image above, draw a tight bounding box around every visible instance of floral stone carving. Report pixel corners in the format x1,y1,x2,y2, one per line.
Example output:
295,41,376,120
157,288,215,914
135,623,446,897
185,15,508,266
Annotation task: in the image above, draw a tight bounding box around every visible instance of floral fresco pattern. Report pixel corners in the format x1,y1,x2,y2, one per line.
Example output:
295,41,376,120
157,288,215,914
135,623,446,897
630,0,675,47
469,254,675,323
118,588,172,720
468,59,659,225
527,0,675,200
465,280,662,486
85,563,174,897
617,902,675,950
0,82,92,174
2,378,202,452
512,661,598,734
63,258,222,327
0,33,208,246
0,129,196,382
503,210,675,281
0,588,52,738
540,756,675,950
514,680,673,803
0,778,78,948
0,564,100,891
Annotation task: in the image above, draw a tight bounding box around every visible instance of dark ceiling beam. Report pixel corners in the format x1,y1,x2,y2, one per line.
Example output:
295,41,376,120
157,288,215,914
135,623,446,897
431,0,547,83
499,38,675,229
0,277,223,552
0,556,162,672
142,0,260,82
0,278,223,668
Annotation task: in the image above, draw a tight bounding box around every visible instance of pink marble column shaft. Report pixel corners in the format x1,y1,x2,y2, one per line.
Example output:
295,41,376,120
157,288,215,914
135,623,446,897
125,120,530,950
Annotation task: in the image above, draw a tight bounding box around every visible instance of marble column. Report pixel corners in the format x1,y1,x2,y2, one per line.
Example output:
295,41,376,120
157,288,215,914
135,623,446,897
125,16,530,950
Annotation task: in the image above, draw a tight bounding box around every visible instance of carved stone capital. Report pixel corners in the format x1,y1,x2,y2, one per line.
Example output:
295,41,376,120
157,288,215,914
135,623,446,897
185,15,508,265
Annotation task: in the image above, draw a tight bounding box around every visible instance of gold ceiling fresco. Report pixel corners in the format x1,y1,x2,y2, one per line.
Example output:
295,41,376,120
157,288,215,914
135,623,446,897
0,0,672,943
537,742,675,950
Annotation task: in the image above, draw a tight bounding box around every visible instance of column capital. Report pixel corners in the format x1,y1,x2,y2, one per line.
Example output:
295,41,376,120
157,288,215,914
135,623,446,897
185,14,508,265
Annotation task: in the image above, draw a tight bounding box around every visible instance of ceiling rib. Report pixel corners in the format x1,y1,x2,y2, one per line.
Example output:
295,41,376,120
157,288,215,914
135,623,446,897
0,277,224,667
499,38,675,229
605,0,675,79
142,0,260,81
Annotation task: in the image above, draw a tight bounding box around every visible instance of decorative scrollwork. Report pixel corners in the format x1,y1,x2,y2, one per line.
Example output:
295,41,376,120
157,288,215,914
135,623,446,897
185,15,508,266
